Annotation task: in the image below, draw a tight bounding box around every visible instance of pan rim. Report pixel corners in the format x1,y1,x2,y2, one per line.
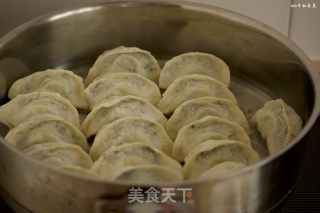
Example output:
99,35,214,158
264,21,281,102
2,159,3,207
0,0,319,186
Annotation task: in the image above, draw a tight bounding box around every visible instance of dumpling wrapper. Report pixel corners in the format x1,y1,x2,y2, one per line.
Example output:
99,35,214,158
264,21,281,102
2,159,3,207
0,92,79,128
8,69,88,109
59,166,98,177
173,116,251,162
85,46,161,86
167,97,250,139
183,140,259,179
5,115,88,151
159,52,230,89
199,161,246,178
91,143,182,180
24,142,93,169
157,74,237,114
85,73,161,109
251,99,303,155
99,165,183,182
90,116,173,161
81,96,167,138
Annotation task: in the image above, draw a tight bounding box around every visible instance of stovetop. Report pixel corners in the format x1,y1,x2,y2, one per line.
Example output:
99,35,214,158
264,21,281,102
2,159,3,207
278,116,320,212
1,118,320,213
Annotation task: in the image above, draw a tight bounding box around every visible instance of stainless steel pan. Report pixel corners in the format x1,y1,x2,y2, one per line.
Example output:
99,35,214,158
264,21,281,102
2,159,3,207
0,1,319,212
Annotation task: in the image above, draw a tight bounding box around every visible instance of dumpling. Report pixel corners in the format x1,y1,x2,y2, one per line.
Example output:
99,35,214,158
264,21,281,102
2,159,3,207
91,143,182,179
8,69,88,109
157,74,237,114
251,99,303,155
0,92,79,128
85,46,161,86
90,116,173,161
85,73,161,109
24,142,93,169
5,115,88,151
199,161,246,178
172,116,251,162
59,166,98,177
159,52,230,89
81,96,167,138
166,97,250,139
183,140,259,179
111,165,183,182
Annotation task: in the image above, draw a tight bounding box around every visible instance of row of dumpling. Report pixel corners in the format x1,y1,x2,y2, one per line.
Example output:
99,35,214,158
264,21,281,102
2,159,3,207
155,51,260,179
0,97,181,182
4,46,302,180
155,50,303,164
84,46,260,180
0,91,95,176
1,46,290,182
0,47,183,182
81,46,184,181
80,98,184,181
85,46,303,160
0,63,180,181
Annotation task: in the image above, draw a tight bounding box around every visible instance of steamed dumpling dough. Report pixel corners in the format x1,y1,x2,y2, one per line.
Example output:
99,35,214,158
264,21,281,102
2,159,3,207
59,166,98,177
173,116,251,162
5,116,88,151
81,96,167,138
85,46,161,86
157,74,237,114
167,97,250,139
8,69,88,109
111,165,183,182
0,92,79,128
24,142,93,169
159,52,230,89
199,161,246,178
90,116,173,161
85,73,161,109
252,99,303,155
91,143,182,180
183,140,259,179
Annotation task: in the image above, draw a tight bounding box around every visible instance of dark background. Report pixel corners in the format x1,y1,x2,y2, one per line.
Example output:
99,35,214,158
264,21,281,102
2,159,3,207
278,117,320,212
